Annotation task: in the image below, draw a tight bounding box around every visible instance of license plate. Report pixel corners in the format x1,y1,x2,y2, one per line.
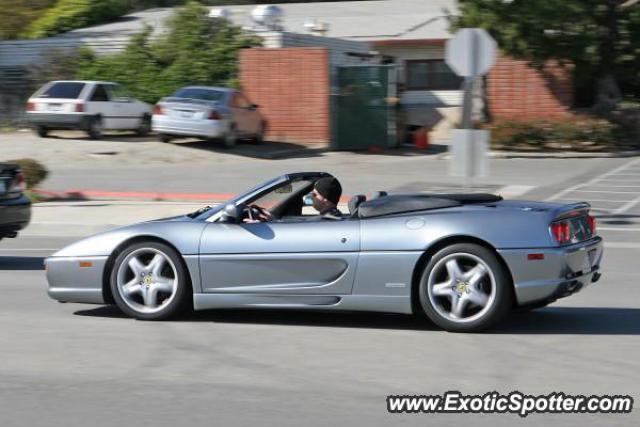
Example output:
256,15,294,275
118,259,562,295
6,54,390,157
48,103,63,111
180,111,194,118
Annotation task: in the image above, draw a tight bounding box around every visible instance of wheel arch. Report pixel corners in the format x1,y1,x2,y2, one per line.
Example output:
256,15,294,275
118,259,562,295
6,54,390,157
410,235,516,315
102,235,193,305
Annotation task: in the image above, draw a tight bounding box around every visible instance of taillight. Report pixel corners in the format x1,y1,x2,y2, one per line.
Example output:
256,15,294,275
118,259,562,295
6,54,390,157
551,221,571,245
208,110,221,120
26,102,36,111
75,103,85,113
587,215,597,235
9,171,27,193
153,104,164,115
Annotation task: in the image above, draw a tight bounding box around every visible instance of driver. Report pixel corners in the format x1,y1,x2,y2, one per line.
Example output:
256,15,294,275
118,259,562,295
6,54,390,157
308,177,343,219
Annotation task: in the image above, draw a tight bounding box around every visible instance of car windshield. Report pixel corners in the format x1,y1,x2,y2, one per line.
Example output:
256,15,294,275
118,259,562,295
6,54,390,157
38,82,85,99
188,176,284,220
171,88,226,102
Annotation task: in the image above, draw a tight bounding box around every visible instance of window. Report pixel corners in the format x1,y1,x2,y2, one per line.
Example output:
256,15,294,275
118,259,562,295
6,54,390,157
109,84,131,102
172,88,226,102
90,85,110,102
38,82,85,99
406,60,462,90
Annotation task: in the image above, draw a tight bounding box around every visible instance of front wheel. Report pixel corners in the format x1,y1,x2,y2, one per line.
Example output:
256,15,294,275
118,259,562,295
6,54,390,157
253,122,266,144
418,243,513,332
110,241,192,320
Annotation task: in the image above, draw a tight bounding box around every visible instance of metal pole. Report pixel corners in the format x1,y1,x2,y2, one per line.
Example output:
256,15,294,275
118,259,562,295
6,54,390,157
461,76,475,130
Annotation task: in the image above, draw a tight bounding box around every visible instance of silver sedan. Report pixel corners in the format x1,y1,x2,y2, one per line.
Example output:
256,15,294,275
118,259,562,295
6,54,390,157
152,86,266,147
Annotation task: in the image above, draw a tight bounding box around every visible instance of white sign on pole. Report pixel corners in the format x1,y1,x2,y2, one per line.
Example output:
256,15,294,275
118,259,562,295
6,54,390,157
445,28,497,77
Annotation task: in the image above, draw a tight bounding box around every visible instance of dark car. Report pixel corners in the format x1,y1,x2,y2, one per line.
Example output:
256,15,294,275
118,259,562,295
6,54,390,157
0,163,31,240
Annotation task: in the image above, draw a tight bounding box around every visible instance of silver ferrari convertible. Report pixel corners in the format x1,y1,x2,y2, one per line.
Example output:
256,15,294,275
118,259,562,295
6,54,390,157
45,172,603,332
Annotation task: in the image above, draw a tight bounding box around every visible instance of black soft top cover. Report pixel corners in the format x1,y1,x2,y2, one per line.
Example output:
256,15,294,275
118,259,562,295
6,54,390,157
357,193,503,219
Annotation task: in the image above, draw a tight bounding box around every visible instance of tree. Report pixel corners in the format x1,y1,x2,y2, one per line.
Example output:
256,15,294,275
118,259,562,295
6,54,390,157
453,0,640,112
77,1,261,103
0,0,56,40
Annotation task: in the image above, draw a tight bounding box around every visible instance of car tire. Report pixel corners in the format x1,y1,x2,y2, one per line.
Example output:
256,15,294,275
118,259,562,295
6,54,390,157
136,114,151,136
223,124,237,148
87,116,103,140
253,122,266,144
417,243,513,333
36,126,48,138
159,134,172,143
110,241,192,320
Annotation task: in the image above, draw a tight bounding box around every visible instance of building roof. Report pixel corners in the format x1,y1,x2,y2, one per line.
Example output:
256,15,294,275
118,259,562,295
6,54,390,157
69,0,458,42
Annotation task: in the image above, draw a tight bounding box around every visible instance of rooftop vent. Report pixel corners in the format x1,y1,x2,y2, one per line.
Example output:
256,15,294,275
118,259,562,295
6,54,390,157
303,18,330,36
251,5,284,31
209,8,231,20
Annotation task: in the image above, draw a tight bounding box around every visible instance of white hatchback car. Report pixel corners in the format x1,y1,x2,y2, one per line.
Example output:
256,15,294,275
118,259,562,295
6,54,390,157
152,86,266,147
26,81,152,139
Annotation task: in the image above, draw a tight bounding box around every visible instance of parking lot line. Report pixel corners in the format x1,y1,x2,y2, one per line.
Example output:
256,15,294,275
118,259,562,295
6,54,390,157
546,158,640,202
570,190,640,194
598,227,640,232
554,198,634,203
613,194,640,215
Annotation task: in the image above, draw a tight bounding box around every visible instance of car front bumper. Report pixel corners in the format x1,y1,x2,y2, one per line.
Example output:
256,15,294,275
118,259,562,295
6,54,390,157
152,115,229,139
0,195,31,237
498,236,604,306
45,256,109,304
26,112,91,129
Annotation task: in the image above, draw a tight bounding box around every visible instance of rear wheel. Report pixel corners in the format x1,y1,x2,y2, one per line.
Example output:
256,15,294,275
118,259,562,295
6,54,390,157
36,126,48,138
87,116,103,140
136,114,151,136
110,241,192,320
159,134,172,143
418,243,512,332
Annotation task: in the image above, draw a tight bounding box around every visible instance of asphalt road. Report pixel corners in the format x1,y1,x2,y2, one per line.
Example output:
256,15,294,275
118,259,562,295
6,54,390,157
0,235,638,427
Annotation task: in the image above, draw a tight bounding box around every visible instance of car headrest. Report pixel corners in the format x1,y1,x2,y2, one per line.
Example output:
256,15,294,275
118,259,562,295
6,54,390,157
348,194,367,217
371,191,388,199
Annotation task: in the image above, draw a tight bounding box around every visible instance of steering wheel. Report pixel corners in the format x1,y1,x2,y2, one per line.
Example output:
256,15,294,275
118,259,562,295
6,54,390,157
246,204,271,222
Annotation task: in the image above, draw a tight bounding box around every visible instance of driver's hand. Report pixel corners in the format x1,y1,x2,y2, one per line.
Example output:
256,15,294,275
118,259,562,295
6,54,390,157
257,210,273,221
243,218,261,224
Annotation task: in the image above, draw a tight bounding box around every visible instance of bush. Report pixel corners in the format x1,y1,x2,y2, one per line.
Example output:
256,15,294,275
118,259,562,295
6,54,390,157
485,117,628,151
8,159,49,188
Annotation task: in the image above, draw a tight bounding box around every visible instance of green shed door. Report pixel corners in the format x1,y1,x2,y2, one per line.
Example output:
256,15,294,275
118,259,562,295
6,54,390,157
333,65,397,150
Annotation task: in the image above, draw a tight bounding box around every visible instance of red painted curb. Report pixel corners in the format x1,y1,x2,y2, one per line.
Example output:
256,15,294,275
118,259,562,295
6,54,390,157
33,189,353,203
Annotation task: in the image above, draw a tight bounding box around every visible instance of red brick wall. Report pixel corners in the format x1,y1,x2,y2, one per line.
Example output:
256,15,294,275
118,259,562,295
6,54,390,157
239,47,330,144
487,55,573,121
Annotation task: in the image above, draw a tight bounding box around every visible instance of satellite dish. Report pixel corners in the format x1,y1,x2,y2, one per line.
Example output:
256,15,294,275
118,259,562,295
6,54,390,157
209,8,231,20
251,5,284,30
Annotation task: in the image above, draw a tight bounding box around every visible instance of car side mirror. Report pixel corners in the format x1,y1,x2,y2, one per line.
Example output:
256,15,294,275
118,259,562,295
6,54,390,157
221,203,242,223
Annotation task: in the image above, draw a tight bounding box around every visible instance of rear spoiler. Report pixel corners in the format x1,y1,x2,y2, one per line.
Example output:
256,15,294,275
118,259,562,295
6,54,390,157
551,202,591,221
